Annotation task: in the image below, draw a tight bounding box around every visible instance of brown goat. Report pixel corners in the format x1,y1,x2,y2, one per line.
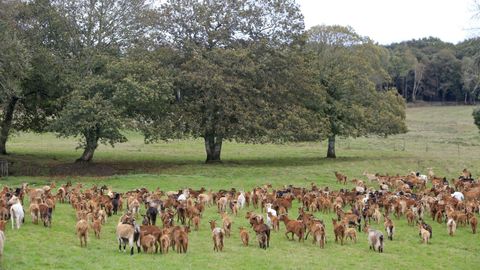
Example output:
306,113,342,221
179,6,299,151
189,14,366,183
160,233,170,254
311,223,326,248
222,213,232,237
406,209,415,226
173,226,189,253
209,220,216,231
268,212,280,232
140,233,156,254
335,172,347,185
252,223,270,249
192,215,200,231
470,215,477,234
76,219,89,247
332,219,345,245
92,218,102,239
345,227,357,243
279,214,305,242
239,227,249,246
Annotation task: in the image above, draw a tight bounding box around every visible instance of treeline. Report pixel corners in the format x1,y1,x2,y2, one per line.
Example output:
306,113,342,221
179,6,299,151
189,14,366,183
386,37,480,103
1,0,423,163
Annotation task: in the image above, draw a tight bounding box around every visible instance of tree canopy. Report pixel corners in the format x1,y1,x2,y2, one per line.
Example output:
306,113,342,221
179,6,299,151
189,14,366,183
0,0,439,162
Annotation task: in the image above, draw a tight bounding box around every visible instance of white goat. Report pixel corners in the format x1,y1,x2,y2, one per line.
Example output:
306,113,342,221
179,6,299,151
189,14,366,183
8,196,24,230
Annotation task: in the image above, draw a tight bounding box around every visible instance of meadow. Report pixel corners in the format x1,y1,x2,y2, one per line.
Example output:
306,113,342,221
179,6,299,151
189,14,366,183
1,105,480,270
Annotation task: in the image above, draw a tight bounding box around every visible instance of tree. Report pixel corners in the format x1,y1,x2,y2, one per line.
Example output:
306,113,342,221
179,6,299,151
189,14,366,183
0,0,31,155
48,0,157,162
153,0,309,163
307,25,407,158
387,48,416,100
462,56,480,104
412,60,426,102
423,49,463,102
473,108,480,131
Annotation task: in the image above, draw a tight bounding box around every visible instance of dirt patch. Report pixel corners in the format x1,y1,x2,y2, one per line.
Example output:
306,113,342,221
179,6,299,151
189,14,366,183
50,163,118,176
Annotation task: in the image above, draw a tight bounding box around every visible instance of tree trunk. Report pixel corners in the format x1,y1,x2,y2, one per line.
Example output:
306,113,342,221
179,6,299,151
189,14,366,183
76,129,99,163
204,133,222,163
326,135,336,158
0,97,19,155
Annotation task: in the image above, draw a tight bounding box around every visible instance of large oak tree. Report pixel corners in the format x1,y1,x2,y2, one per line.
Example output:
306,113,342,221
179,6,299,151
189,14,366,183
152,0,316,163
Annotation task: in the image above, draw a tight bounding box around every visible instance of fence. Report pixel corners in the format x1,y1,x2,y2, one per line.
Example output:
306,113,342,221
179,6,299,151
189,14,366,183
0,160,8,177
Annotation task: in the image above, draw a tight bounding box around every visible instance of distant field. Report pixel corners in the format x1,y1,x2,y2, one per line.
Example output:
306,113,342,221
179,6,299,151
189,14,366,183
1,105,480,269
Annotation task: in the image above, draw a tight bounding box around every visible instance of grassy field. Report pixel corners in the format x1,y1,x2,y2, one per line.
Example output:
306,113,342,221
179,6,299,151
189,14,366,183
1,105,480,269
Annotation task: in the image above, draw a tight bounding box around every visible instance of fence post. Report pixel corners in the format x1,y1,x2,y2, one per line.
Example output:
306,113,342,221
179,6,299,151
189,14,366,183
0,160,7,177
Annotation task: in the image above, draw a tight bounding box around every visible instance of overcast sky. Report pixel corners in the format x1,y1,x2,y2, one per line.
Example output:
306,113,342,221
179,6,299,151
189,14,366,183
297,0,479,45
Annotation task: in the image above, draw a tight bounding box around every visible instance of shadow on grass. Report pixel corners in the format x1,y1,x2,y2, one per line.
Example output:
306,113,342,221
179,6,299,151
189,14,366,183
2,152,396,177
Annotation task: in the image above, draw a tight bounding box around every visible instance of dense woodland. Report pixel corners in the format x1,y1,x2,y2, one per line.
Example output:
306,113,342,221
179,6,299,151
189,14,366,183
0,0,479,163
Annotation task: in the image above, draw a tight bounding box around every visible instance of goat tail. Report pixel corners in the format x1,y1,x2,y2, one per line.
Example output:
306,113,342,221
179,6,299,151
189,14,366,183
379,234,384,245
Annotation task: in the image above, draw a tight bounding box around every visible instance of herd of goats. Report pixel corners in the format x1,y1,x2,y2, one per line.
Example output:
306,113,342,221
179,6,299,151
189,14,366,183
0,168,479,257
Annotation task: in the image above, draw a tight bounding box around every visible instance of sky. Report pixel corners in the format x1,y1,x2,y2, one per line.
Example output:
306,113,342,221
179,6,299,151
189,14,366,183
297,0,479,45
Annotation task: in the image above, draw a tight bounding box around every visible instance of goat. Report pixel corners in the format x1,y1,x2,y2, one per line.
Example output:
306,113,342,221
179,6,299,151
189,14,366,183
311,223,326,248
192,215,200,231
212,227,225,252
38,203,52,227
145,206,158,226
160,232,170,254
129,199,140,218
447,218,456,236
268,212,279,232
209,220,217,231
222,213,232,237
116,220,141,255
229,200,238,216
470,215,477,234
364,225,384,253
417,220,432,239
419,224,430,244
239,227,249,246
265,203,277,229
363,171,378,182
8,196,24,230
406,209,415,226
334,172,347,185
217,197,228,213
29,202,40,224
256,230,268,249
427,168,435,180
76,219,89,247
332,219,345,245
92,217,102,239
237,192,246,209
383,215,395,240
173,226,189,253
345,226,357,243
279,214,305,242
140,233,156,254
112,193,120,215
252,223,270,249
